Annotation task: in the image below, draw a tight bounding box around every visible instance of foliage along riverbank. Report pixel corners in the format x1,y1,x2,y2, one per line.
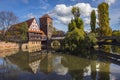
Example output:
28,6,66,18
60,2,115,55
59,7,97,56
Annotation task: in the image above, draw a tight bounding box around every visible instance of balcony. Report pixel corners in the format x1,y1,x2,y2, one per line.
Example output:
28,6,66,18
29,37,41,41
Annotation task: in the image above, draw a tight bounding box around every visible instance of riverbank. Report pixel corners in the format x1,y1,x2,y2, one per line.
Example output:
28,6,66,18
0,41,19,57
0,41,41,57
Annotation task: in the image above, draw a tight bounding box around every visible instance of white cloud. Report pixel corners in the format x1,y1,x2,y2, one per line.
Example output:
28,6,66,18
75,3,95,17
23,13,35,19
84,18,90,25
49,4,73,25
49,3,97,26
105,0,116,5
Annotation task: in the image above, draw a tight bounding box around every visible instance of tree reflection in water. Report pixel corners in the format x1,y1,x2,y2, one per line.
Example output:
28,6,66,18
112,45,120,55
98,60,110,80
0,50,120,80
91,60,97,80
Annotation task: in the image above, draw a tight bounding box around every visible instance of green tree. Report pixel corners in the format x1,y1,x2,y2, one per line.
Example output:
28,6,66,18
68,19,76,32
16,22,28,50
10,22,28,42
98,2,112,52
112,30,120,54
65,7,85,54
0,34,4,41
98,2,112,36
6,22,28,50
112,30,120,36
64,7,97,55
90,10,96,32
18,22,28,42
72,7,80,18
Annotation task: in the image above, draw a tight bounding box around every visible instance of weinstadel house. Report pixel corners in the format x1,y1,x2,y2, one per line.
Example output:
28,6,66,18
6,15,50,52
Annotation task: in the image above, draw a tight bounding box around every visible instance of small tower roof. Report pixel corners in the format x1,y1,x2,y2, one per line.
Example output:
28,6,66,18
40,14,52,19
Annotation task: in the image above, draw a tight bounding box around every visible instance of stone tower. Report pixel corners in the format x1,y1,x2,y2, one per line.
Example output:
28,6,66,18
40,14,53,39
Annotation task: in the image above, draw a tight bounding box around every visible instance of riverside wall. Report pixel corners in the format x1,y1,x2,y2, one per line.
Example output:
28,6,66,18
22,41,41,53
0,41,41,57
0,42,19,57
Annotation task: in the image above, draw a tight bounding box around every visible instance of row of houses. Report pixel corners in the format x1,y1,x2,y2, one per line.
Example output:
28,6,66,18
0,14,55,52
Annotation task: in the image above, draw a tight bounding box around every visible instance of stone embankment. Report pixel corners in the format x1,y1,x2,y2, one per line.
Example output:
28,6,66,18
0,41,19,57
0,41,42,57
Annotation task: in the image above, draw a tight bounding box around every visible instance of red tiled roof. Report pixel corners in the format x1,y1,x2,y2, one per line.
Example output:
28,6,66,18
7,18,46,36
40,14,52,19
25,18,35,27
28,30,46,36
28,30,41,33
8,18,35,30
40,30,46,36
0,30,4,32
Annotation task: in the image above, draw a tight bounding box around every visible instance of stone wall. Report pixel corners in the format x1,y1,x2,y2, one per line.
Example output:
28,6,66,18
22,41,41,53
0,41,42,57
0,41,19,57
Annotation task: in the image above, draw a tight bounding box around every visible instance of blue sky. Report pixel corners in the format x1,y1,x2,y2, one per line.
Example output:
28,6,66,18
0,0,120,32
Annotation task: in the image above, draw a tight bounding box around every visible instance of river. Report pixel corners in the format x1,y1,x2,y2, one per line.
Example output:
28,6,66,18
0,51,120,80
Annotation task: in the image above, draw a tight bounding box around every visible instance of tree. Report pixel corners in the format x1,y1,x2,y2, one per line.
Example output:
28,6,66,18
0,11,18,30
6,22,28,50
112,30,120,36
90,10,96,32
98,2,112,52
112,30,120,43
72,7,80,18
64,7,98,55
65,7,86,54
68,7,84,32
98,2,112,36
17,22,28,42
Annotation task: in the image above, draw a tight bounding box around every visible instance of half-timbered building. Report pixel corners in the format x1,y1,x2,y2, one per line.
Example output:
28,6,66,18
6,18,46,52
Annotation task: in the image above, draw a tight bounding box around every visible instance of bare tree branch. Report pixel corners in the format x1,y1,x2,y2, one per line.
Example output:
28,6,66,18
0,11,18,30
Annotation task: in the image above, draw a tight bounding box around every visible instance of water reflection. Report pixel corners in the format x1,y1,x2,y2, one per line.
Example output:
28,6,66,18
90,59,110,80
91,60,97,80
112,45,120,55
0,51,120,80
0,49,19,57
98,62,110,80
29,60,41,74
53,56,68,75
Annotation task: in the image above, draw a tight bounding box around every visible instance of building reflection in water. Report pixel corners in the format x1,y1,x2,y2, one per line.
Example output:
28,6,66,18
28,60,41,74
0,49,120,80
1,50,72,80
0,49,19,57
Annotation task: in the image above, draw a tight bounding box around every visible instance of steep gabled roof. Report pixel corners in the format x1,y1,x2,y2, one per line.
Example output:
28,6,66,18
25,18,35,27
40,14,52,19
8,18,35,31
7,18,46,37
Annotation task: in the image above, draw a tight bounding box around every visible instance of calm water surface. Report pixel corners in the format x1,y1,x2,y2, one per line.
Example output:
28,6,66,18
0,51,120,80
